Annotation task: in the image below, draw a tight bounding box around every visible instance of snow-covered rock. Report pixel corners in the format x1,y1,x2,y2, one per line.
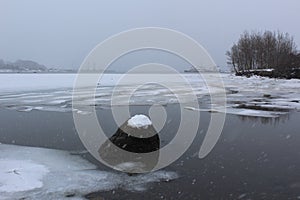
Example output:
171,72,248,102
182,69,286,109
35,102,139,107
99,115,160,173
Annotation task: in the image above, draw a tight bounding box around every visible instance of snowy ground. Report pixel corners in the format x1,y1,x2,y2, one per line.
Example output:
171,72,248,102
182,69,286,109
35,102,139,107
0,73,299,118
0,144,178,200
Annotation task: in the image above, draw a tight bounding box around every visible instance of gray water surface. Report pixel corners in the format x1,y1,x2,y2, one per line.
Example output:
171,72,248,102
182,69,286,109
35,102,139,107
0,105,299,199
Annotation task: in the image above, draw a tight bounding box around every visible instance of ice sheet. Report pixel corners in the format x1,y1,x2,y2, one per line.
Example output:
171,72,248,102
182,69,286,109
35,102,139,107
0,73,299,118
0,144,178,200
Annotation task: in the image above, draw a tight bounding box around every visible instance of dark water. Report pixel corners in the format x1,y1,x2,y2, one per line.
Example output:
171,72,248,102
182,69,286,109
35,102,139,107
0,105,299,200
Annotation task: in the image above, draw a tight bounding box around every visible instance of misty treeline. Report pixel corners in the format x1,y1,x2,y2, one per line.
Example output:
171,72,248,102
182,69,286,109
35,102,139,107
226,30,300,78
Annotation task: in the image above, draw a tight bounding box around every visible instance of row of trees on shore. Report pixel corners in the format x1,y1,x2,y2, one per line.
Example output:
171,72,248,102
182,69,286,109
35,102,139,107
226,31,300,78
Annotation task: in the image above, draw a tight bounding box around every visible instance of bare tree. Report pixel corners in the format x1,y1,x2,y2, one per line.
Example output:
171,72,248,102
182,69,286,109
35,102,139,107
227,30,298,77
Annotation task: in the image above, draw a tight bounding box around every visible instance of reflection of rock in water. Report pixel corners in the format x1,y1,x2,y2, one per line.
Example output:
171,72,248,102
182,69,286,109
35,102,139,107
98,115,160,173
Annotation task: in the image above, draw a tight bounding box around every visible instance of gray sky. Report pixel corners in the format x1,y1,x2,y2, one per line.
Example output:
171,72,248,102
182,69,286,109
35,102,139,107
1,0,300,70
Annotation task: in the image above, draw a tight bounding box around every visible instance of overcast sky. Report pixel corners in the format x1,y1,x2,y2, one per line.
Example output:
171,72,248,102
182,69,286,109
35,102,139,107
0,0,300,70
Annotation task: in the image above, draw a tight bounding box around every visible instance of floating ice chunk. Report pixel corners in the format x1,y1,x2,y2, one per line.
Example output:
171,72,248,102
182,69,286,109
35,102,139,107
48,99,67,104
17,106,33,112
184,106,196,111
127,114,152,129
73,109,92,115
225,108,287,118
184,106,285,118
14,106,44,112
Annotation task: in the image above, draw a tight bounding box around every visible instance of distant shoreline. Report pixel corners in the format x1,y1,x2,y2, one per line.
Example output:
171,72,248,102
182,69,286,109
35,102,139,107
0,71,229,75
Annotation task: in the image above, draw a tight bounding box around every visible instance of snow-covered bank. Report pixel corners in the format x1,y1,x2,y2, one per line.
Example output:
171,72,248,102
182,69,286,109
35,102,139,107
0,73,299,118
0,144,178,200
